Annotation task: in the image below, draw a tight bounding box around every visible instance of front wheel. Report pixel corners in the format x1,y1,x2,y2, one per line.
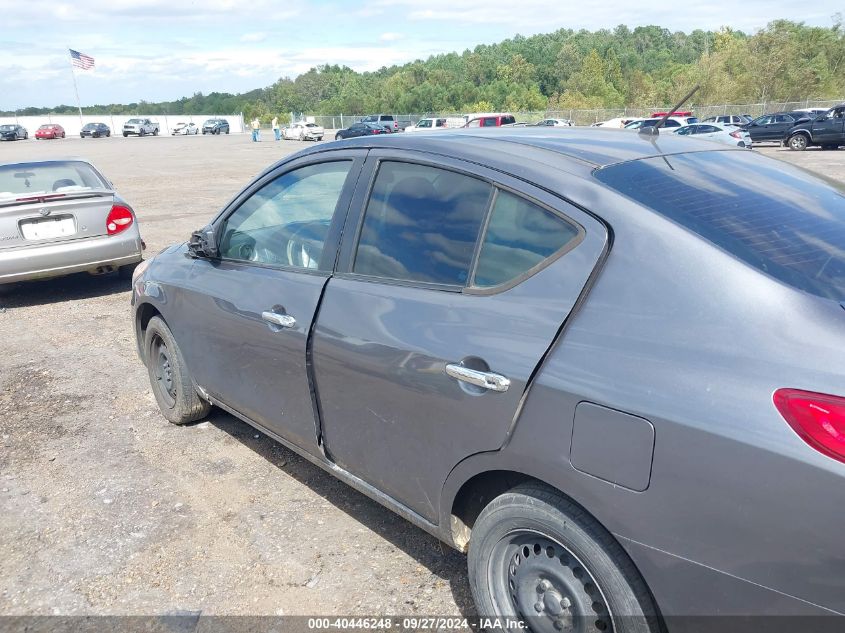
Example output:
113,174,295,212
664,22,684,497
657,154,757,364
788,134,808,151
153,128,158,136
123,132,129,137
468,483,660,633
144,316,211,425
316,136,323,141
335,133,342,140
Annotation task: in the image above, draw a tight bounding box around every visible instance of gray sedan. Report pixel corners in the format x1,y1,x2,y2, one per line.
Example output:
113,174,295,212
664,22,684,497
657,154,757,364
132,129,845,630
0,159,144,284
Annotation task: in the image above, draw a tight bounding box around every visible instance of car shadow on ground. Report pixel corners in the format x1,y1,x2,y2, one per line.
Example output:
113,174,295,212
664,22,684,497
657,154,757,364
206,409,478,619
0,272,130,309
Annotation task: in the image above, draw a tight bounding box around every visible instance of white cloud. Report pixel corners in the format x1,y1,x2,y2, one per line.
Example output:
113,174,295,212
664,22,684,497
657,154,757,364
240,32,267,42
380,32,403,41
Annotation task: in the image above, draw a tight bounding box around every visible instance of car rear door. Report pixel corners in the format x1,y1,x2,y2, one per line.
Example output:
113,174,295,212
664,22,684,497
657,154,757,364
178,150,365,456
311,151,607,522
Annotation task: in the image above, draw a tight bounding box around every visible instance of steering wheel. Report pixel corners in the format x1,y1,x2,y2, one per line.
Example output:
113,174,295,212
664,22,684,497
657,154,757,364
285,225,321,269
237,242,281,265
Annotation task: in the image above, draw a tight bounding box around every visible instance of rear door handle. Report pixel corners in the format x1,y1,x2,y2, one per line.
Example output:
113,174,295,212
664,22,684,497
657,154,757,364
261,311,296,329
445,363,510,392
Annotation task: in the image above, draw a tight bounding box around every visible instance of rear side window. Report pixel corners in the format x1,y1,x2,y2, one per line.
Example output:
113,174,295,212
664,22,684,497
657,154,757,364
481,118,497,127
501,116,516,125
381,115,394,121
473,190,581,288
594,151,845,300
354,162,491,285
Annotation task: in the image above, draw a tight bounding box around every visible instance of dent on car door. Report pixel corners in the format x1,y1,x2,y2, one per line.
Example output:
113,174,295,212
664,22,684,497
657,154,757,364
311,153,607,523
179,152,365,455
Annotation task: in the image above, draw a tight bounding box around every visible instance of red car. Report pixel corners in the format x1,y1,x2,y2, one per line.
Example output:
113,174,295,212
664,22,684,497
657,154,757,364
35,124,65,140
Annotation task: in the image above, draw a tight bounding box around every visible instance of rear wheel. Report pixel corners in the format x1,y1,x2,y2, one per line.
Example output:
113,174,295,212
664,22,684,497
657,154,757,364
788,134,808,151
335,133,342,140
144,316,210,425
468,483,660,633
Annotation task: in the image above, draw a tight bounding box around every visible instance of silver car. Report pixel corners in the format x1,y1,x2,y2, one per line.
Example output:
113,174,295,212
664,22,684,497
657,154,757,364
673,121,753,148
0,159,144,284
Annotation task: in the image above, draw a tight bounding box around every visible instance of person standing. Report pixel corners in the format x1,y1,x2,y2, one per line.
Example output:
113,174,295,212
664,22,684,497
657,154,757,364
251,117,260,142
272,116,280,141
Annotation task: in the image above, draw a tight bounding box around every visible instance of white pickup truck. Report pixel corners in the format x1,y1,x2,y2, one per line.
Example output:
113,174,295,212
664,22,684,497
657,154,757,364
122,118,160,137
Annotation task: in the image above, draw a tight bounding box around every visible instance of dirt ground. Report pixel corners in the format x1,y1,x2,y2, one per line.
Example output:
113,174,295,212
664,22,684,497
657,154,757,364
0,133,843,617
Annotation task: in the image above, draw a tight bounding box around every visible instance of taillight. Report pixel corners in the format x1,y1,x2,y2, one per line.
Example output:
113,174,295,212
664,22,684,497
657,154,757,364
774,388,845,464
106,205,134,235
729,130,742,139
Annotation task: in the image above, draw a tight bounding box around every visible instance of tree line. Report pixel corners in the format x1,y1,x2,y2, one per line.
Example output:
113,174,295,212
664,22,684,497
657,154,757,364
5,19,843,119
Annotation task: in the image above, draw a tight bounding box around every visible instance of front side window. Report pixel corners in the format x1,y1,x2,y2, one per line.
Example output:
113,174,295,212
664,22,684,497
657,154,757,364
219,161,352,270
417,119,432,128
473,190,581,288
354,162,491,285
467,119,481,128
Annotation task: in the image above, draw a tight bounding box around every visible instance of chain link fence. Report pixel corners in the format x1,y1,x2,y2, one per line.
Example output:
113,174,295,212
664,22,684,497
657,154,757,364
304,99,844,130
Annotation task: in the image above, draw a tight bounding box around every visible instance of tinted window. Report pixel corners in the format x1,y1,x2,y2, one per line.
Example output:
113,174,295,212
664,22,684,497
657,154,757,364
501,116,516,125
481,118,497,127
474,190,581,288
220,161,351,269
381,115,394,121
354,162,491,285
594,151,845,300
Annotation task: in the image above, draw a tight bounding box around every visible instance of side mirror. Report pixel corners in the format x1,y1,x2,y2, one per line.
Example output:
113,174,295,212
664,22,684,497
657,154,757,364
188,225,218,258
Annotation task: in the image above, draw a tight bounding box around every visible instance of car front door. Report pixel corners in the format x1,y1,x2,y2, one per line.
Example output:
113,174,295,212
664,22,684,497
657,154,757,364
179,151,365,455
812,107,845,145
311,151,607,522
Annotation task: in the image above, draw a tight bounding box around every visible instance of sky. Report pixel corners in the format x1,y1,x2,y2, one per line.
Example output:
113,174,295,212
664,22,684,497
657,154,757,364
0,0,842,110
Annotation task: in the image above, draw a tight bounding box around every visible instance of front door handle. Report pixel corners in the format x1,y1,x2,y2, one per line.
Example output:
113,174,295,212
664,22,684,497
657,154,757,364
445,363,510,393
261,311,296,329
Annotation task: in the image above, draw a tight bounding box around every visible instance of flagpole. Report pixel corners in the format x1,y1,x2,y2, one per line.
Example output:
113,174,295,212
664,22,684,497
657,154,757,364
67,48,84,127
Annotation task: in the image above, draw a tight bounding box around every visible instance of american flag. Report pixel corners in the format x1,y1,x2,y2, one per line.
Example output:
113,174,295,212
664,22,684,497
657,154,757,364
69,49,95,70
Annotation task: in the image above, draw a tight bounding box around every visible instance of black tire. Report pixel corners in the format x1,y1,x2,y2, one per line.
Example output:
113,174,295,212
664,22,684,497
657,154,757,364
144,316,210,425
788,134,808,151
225,128,229,134
153,128,158,136
139,129,145,137
123,132,128,137
316,136,322,141
106,131,111,137
335,133,342,140
468,483,660,633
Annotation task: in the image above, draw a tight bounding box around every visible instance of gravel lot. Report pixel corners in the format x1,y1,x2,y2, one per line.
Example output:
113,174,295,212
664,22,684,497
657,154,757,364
1,133,843,617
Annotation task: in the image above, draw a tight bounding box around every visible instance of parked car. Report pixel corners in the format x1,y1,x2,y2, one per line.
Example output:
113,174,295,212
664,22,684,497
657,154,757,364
283,122,324,141
0,125,28,141
535,118,573,127
172,122,199,135
624,117,685,130
464,113,516,127
792,108,830,118
131,128,845,628
783,103,845,151
360,114,397,133
80,123,111,138
123,118,159,137
35,124,65,140
334,122,385,140
702,114,752,126
202,119,230,135
405,117,465,132
595,117,639,128
0,159,144,284
673,122,752,148
740,112,808,142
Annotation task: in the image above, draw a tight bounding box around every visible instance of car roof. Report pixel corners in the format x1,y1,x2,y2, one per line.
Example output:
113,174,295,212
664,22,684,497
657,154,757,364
304,127,745,170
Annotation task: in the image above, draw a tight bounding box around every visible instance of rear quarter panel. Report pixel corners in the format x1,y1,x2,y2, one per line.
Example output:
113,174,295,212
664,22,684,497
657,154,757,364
443,183,845,615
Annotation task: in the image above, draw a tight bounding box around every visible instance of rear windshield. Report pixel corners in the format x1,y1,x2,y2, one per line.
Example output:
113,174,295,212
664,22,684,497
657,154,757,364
594,151,845,300
0,161,109,200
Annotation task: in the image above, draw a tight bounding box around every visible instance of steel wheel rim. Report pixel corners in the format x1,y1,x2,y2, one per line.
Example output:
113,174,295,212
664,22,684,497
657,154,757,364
151,335,176,408
488,530,614,633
